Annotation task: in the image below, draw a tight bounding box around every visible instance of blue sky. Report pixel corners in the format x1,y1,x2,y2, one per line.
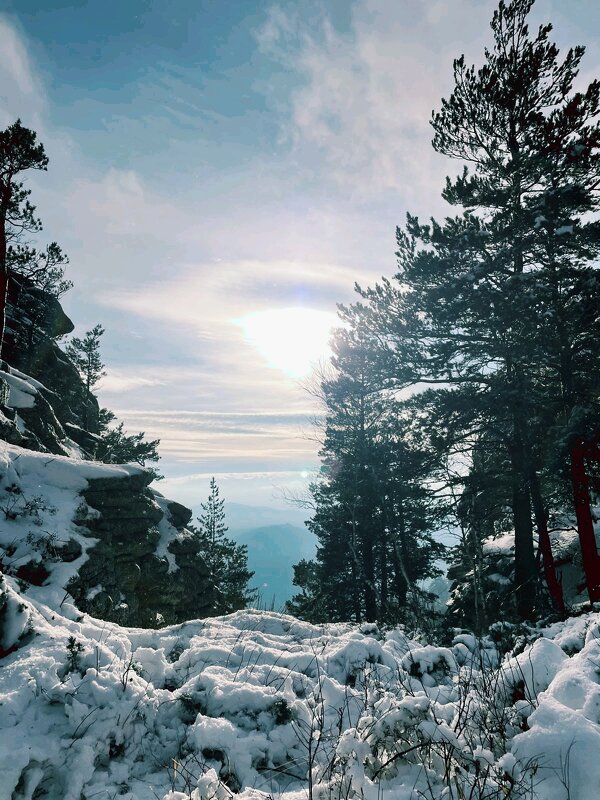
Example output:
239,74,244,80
1,0,599,510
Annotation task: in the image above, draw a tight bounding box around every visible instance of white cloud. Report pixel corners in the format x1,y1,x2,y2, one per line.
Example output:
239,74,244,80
102,257,367,328
98,258,360,401
256,0,492,198
4,2,599,505
0,15,45,127
106,404,319,464
98,371,167,394
163,469,311,484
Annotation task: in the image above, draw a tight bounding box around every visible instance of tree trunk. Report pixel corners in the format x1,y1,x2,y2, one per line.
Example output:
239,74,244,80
392,546,408,608
0,203,7,362
362,529,378,622
0,267,7,363
529,469,565,616
349,508,363,621
391,493,412,611
570,436,600,604
380,524,388,620
466,491,489,635
510,427,537,619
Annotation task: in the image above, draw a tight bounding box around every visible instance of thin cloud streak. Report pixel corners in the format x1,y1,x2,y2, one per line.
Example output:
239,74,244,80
163,469,315,485
112,409,319,419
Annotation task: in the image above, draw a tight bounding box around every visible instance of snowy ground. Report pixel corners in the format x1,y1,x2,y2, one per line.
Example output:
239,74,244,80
3,575,600,800
2,440,600,800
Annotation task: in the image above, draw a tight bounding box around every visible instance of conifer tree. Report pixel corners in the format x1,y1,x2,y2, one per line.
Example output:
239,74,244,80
191,478,254,613
288,340,444,624
341,0,600,619
66,324,106,430
95,415,160,473
66,324,106,394
0,120,50,358
9,243,72,368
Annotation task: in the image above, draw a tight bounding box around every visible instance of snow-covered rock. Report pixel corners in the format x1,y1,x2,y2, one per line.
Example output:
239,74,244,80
0,441,216,628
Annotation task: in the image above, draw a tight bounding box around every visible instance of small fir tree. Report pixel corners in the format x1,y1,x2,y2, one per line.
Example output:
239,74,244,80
66,324,106,394
95,415,161,476
191,478,254,613
66,324,106,430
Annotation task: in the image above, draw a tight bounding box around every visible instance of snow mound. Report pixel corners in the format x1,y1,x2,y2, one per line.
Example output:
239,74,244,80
2,574,600,800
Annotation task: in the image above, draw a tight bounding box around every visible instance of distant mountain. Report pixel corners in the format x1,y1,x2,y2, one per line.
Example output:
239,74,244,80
185,502,316,610
225,502,311,531
231,522,317,610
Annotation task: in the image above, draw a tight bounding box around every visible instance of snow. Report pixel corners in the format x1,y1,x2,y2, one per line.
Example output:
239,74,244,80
482,532,514,554
0,368,38,408
2,443,600,799
512,622,600,799
0,441,150,612
4,559,600,800
153,493,180,573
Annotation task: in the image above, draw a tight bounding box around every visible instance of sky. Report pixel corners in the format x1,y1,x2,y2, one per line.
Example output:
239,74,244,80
0,0,599,512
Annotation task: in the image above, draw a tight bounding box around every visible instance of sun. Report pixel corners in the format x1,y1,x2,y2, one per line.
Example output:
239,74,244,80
237,307,338,378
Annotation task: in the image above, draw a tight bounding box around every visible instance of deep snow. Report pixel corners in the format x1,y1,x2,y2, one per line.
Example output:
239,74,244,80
3,574,600,800
2,441,600,800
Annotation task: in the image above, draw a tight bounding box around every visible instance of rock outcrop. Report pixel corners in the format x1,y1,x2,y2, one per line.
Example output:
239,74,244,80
0,367,78,456
68,471,217,627
0,442,217,628
0,273,217,627
2,272,100,454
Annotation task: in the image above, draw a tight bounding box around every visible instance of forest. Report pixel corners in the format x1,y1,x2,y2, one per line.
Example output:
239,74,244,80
287,0,600,634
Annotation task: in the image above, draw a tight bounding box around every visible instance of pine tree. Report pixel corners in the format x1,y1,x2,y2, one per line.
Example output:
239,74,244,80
191,478,254,613
288,339,444,624
341,0,600,619
66,346,161,470
66,324,106,430
0,120,50,358
9,243,72,368
9,242,71,299
96,418,160,473
66,324,106,394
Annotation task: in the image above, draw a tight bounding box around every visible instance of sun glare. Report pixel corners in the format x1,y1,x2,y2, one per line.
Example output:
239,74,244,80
237,307,338,378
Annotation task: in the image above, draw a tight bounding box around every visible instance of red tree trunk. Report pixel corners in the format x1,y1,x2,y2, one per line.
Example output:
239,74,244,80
570,436,600,604
0,196,7,363
0,268,8,361
530,471,565,616
538,517,566,616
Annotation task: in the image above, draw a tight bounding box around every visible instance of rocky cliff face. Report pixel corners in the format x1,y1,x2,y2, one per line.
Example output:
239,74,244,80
0,441,217,627
1,272,100,456
69,471,217,627
0,274,216,627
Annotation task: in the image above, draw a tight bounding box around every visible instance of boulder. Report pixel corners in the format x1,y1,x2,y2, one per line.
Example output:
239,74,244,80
167,499,193,529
